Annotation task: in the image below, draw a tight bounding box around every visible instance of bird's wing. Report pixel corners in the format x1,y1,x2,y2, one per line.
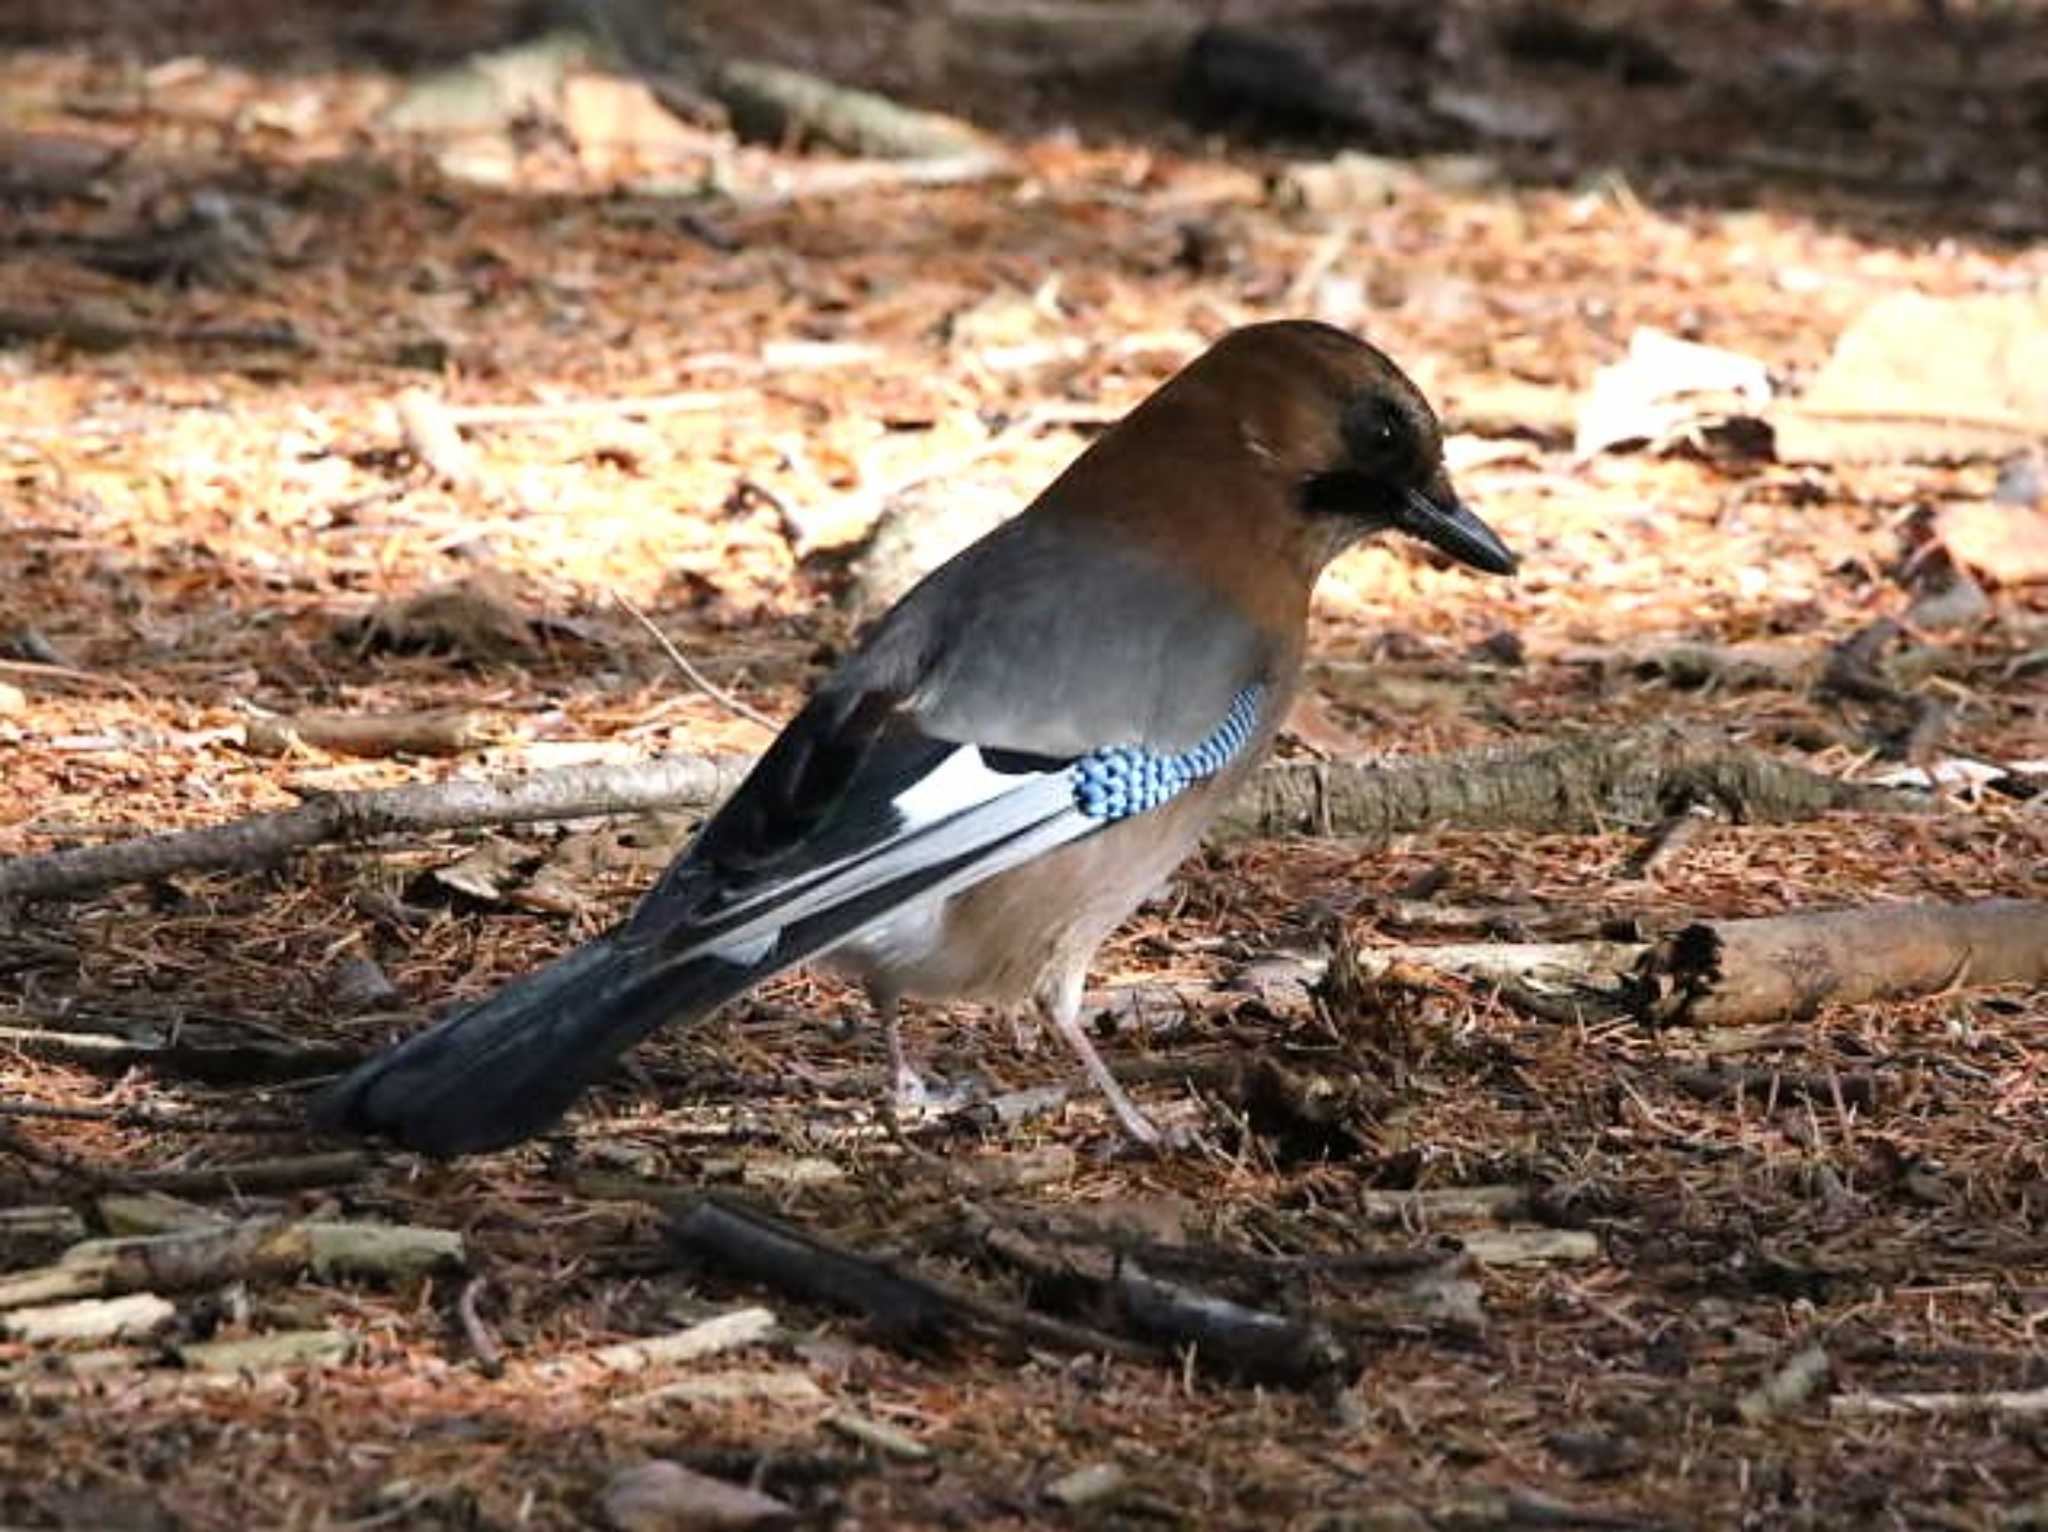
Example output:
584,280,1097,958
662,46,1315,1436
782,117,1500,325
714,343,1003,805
621,517,1275,966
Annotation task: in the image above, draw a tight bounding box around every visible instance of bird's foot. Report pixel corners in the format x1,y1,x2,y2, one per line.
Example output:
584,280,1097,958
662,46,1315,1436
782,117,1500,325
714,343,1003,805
890,1064,982,1119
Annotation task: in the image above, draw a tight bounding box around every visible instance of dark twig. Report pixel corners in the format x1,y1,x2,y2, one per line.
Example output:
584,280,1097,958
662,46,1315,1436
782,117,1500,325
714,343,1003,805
668,1195,1153,1361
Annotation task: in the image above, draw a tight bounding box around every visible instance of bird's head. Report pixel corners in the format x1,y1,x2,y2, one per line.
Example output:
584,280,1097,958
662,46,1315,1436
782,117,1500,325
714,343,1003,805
1192,320,1519,580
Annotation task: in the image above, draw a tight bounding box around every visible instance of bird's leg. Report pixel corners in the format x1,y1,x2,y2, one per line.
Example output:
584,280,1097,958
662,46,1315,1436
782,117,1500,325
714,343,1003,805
870,985,930,1113
1005,1007,1041,1055
1036,970,1160,1146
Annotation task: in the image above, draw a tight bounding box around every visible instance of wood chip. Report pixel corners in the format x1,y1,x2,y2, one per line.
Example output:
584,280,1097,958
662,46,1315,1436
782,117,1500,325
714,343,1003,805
590,1307,778,1373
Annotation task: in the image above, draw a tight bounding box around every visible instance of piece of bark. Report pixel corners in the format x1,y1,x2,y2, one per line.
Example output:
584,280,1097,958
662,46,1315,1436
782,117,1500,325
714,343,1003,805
1629,899,2048,1027
0,1217,463,1308
0,754,752,902
1,1292,176,1344
242,709,493,760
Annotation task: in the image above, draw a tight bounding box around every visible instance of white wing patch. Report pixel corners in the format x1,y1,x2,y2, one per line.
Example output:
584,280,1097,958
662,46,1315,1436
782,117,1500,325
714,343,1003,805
889,745,1043,827
671,751,1084,969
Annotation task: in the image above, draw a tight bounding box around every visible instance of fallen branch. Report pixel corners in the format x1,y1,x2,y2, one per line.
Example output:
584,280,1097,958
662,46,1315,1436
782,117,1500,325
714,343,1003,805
1629,899,2048,1027
129,1151,370,1198
0,1217,463,1309
1211,726,1920,841
0,753,753,903
1831,1387,2048,1420
667,1195,1152,1361
2,728,1909,906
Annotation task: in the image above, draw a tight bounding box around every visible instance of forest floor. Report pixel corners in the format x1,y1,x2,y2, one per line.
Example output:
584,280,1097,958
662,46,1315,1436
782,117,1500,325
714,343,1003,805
2,2,2046,1528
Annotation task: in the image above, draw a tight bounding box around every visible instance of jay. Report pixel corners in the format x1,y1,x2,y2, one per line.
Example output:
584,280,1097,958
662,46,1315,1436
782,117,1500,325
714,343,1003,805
315,320,1517,1156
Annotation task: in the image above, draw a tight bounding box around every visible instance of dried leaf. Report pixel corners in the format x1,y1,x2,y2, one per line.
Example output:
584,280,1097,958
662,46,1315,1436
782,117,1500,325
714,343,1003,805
1934,500,2048,586
1773,290,2048,463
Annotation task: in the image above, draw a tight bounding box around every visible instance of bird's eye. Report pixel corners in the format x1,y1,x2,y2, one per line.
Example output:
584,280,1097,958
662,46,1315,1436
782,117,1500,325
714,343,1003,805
1343,395,1411,473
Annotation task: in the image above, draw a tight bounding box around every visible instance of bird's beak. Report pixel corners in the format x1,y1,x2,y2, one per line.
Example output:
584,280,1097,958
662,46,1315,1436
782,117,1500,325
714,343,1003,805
1396,479,1518,575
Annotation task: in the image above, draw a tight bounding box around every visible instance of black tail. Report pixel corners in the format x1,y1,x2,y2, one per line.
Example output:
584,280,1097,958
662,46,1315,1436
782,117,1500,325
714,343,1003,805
313,805,1089,1157
310,937,762,1157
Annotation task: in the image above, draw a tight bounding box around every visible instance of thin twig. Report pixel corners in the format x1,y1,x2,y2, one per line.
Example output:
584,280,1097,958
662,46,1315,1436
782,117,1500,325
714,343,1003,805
612,588,780,732
0,656,150,701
